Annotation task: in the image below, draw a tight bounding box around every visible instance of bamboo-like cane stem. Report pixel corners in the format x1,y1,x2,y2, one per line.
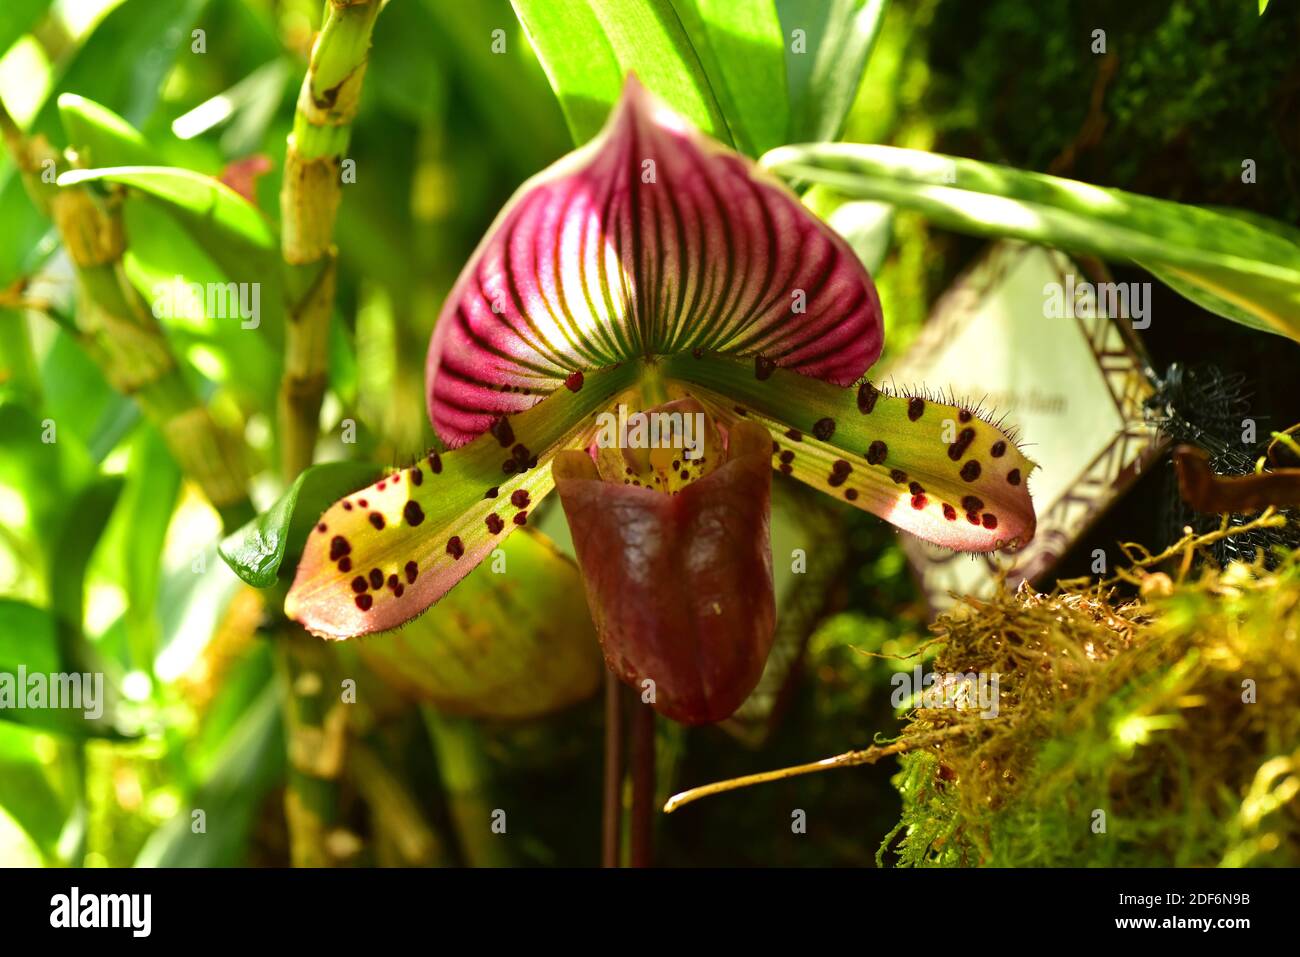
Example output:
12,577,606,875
275,0,385,866
278,0,383,478
0,98,253,529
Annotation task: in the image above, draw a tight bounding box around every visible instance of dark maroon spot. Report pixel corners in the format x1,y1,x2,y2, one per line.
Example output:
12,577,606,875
317,522,327,533
391,473,401,483
813,417,836,441
966,512,981,525
947,427,976,461
329,536,351,560
680,470,690,480
755,355,776,380
369,512,385,530
485,487,499,499
991,441,1007,458
447,537,464,559
958,409,972,423
410,467,423,486
890,469,908,485
779,463,792,475
785,429,803,442
866,441,887,465
337,557,352,573
490,417,515,447
342,501,353,511
961,495,985,513
908,397,925,421
369,568,384,590
404,500,425,526
779,450,794,465
982,513,998,529
771,441,779,453
502,459,518,475
355,594,373,611
909,481,924,496
358,498,368,508
911,493,928,510
1007,468,1022,486
513,511,528,526
512,443,531,464
943,503,957,521
387,574,399,590
672,460,680,471
377,481,386,491
857,382,879,414
845,489,859,501
960,461,982,482
405,561,418,584
692,346,704,359
351,576,367,594
394,584,404,598
486,513,504,534
511,489,530,508
564,370,584,392
428,452,443,473
734,406,748,417
827,460,851,487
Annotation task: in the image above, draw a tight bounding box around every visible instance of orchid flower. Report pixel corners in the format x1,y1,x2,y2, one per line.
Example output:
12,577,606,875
286,78,1037,725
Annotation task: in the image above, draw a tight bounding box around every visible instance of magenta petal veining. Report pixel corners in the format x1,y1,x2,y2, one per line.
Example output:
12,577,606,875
426,76,883,447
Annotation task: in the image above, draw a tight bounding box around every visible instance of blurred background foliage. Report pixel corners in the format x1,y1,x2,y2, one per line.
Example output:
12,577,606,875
0,0,1297,867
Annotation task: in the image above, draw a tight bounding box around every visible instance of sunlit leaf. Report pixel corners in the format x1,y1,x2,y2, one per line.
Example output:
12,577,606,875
762,143,1300,342
670,0,788,155
777,0,888,142
55,165,278,290
0,0,53,60
511,0,731,146
57,94,155,167
220,461,386,588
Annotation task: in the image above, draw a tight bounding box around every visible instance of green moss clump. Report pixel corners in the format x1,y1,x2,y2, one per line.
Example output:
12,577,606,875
884,543,1300,867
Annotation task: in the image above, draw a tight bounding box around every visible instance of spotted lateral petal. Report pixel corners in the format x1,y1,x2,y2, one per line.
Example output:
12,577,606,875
426,75,882,447
665,355,1037,552
285,364,639,638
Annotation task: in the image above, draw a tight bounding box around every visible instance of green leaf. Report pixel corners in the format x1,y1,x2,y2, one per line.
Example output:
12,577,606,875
220,462,386,588
0,0,211,286
670,0,788,155
420,0,569,173
356,529,603,719
136,649,283,867
762,143,1300,342
0,0,52,59
55,166,278,288
511,0,732,146
0,600,61,676
0,721,70,862
57,94,155,168
777,0,888,142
